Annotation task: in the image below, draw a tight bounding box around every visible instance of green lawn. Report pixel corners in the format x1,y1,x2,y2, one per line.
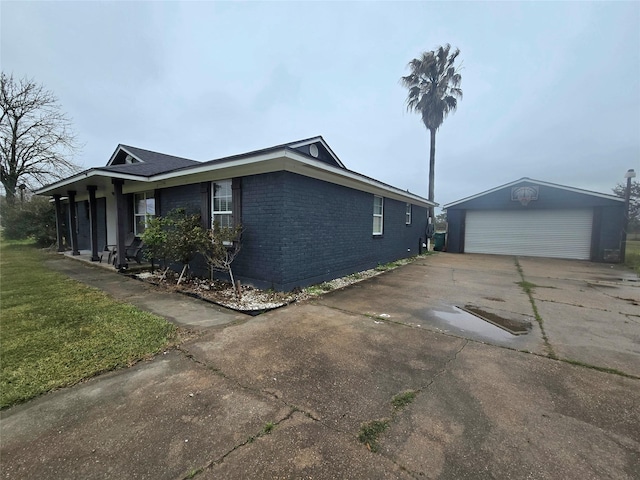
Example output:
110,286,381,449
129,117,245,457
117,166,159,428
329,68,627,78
0,241,177,408
625,239,640,273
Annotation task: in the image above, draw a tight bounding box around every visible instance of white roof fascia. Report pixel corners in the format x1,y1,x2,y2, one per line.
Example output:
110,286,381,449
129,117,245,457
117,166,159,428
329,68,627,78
151,148,433,207
528,178,623,201
151,151,287,182
35,169,150,195
39,146,434,207
106,145,145,166
443,177,623,209
282,151,433,207
287,137,346,169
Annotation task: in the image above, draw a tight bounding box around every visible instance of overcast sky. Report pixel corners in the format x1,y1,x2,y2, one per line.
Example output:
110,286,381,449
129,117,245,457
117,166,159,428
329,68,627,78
2,1,638,208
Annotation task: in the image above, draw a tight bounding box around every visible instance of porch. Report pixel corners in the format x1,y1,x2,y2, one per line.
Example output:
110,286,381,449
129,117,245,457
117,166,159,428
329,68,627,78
60,249,151,272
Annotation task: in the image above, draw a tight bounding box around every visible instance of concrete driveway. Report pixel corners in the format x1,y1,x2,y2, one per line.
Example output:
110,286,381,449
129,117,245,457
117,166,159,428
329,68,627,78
1,253,639,479
318,253,640,377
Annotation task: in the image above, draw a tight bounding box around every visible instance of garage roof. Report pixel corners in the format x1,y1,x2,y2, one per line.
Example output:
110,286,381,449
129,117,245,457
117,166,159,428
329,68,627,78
443,177,623,209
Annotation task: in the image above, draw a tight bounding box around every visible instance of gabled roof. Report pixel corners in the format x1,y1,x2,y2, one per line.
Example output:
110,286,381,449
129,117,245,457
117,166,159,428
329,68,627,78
36,136,434,208
192,136,346,170
102,145,200,176
443,177,624,209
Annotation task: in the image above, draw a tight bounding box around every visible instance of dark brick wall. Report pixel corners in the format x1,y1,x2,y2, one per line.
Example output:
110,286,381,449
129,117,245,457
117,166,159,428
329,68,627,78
598,205,624,259
156,172,428,290
445,209,464,253
231,172,287,287
231,171,427,290
158,184,201,216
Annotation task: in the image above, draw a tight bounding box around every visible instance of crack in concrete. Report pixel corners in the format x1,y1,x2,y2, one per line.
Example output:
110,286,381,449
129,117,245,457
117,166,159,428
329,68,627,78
537,297,612,312
356,339,469,479
514,258,557,359
178,407,299,479
175,345,323,421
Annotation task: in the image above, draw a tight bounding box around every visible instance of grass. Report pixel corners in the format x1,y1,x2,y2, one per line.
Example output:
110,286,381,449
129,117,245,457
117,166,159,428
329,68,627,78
262,421,275,434
624,239,640,273
358,389,419,452
357,420,389,452
375,260,401,272
515,258,557,359
0,240,177,408
561,359,639,379
516,280,538,294
391,390,417,410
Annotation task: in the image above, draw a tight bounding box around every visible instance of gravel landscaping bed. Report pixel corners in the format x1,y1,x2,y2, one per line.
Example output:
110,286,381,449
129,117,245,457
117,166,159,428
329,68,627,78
133,255,428,313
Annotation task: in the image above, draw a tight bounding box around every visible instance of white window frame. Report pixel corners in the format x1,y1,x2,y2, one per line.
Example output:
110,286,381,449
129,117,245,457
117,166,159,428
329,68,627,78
406,203,412,225
211,179,233,229
133,191,155,235
373,195,384,235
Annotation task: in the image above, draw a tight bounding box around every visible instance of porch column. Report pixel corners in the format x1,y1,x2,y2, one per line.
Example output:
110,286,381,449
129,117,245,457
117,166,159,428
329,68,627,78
53,194,65,252
87,185,100,261
67,190,80,255
112,179,127,269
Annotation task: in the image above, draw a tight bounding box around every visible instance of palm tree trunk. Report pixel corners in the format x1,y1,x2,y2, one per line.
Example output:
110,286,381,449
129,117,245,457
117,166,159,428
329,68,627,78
428,128,436,221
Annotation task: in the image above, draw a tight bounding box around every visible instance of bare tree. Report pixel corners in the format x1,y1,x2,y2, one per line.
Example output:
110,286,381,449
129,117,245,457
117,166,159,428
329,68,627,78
201,223,243,297
0,73,80,204
613,180,640,232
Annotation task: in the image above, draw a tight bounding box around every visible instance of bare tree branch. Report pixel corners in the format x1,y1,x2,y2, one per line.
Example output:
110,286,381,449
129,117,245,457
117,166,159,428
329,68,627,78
1,73,81,204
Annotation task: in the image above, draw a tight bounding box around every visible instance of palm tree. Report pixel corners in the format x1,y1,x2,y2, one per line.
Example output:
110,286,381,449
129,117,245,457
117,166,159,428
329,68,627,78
401,44,462,222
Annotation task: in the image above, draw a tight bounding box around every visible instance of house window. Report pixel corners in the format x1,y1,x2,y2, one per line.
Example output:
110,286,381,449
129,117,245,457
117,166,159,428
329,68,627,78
134,191,155,235
373,195,384,235
406,203,412,225
212,179,233,228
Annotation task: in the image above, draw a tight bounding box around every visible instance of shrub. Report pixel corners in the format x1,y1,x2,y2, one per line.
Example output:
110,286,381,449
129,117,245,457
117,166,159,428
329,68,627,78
140,208,208,283
201,222,243,292
0,196,57,247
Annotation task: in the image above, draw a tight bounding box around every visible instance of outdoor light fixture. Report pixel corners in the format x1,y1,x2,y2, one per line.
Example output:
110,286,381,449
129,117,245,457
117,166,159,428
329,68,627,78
624,169,636,179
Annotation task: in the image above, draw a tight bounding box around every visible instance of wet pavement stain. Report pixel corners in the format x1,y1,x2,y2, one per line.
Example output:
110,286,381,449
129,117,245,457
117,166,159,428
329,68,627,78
461,305,530,335
427,306,521,342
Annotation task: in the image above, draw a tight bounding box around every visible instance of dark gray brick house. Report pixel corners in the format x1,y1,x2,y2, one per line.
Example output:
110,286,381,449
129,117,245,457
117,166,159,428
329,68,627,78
37,137,433,290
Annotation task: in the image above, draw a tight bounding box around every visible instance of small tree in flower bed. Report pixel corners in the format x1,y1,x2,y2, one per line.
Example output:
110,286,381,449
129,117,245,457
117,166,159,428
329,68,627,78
141,215,169,275
141,208,208,284
201,222,243,297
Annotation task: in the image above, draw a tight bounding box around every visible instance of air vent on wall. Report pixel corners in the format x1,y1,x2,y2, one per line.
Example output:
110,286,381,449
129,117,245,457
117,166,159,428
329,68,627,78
309,143,319,158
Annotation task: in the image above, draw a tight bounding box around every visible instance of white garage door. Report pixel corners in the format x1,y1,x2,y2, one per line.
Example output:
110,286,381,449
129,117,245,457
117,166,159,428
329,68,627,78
465,209,593,260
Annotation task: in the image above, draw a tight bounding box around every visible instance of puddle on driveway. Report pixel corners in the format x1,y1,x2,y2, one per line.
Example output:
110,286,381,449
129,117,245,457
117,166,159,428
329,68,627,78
427,305,519,342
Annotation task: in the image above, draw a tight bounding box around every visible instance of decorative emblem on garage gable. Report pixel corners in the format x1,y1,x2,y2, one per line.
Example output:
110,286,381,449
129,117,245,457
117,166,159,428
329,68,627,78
511,186,539,206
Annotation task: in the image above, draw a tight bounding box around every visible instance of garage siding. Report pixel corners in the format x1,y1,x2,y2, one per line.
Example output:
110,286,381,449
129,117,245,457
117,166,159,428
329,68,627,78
465,209,593,260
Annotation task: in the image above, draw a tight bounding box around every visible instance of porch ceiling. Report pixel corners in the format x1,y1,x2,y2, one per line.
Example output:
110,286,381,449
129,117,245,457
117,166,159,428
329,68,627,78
37,172,150,201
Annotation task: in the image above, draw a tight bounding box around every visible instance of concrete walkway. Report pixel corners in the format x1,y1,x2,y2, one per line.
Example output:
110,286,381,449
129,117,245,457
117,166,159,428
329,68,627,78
44,252,245,329
1,253,639,479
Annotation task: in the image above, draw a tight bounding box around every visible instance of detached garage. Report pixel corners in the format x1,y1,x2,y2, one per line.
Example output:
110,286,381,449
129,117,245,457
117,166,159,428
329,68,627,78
444,178,625,262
